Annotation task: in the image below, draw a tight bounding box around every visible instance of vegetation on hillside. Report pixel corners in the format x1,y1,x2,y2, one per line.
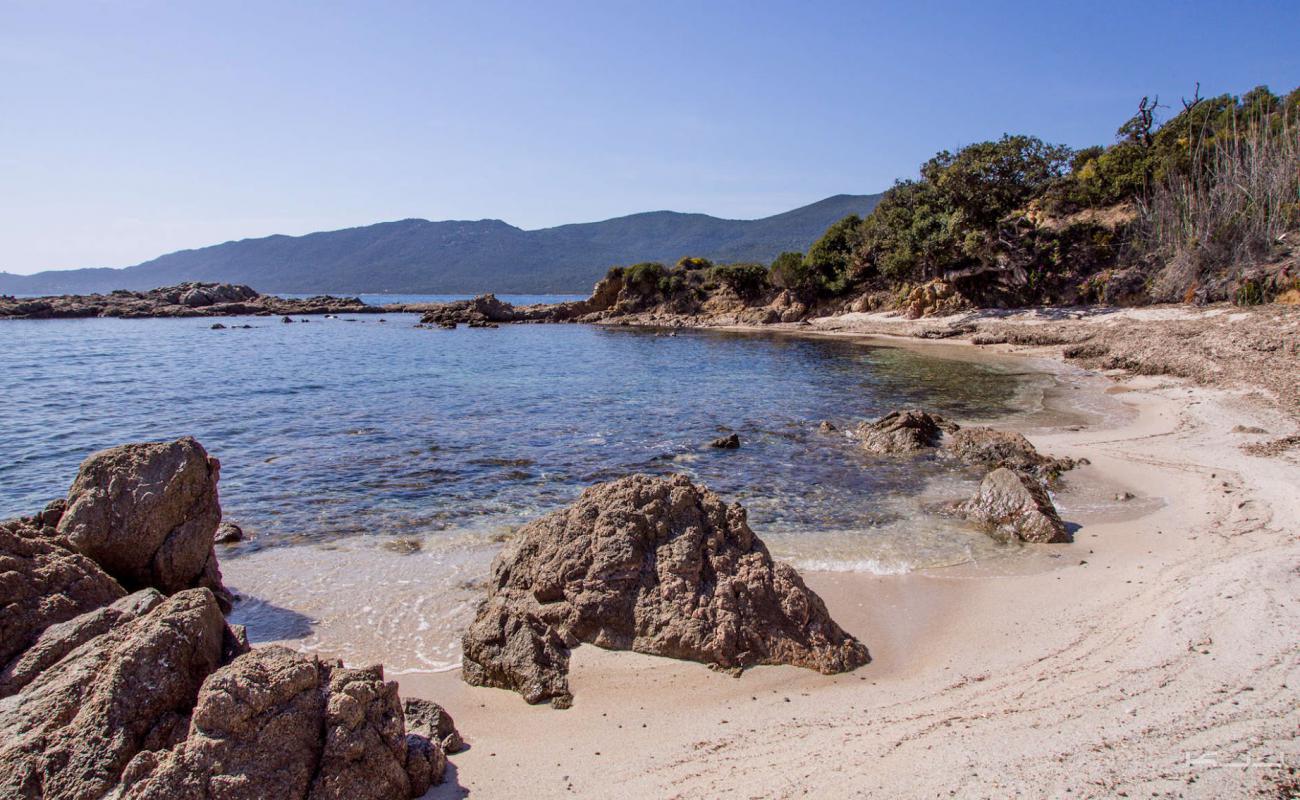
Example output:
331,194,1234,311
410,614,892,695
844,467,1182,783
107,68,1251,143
611,84,1297,313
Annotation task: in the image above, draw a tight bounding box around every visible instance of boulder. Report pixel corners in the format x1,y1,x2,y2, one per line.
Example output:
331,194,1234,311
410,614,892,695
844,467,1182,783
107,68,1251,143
461,474,869,707
958,468,1069,544
709,433,741,449
403,697,464,753
57,437,231,611
0,517,125,672
0,589,227,800
113,647,443,800
858,409,952,454
214,521,244,544
0,589,162,698
943,426,1076,479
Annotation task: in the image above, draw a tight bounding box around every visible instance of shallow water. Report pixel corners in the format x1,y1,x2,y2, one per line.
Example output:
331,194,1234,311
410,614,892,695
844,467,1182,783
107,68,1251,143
0,300,1081,670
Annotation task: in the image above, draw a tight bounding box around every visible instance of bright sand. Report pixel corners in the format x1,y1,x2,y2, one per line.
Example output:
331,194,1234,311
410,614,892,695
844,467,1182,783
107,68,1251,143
398,335,1300,799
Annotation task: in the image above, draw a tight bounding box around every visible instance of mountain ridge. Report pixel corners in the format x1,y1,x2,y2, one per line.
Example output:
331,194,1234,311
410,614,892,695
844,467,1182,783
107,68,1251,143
0,194,880,295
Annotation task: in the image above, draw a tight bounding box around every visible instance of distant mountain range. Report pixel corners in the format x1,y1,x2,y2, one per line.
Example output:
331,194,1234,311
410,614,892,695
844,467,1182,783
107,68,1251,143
0,194,880,295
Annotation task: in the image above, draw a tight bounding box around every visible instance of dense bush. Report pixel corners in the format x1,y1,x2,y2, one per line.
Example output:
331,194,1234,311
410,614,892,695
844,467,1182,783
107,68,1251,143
709,263,769,299
676,256,714,271
621,262,667,294
767,251,815,293
808,83,1298,304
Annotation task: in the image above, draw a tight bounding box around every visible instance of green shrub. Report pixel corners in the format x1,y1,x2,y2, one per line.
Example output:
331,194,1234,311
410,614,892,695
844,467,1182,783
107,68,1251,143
622,262,667,294
709,263,769,299
768,251,815,292
676,256,714,271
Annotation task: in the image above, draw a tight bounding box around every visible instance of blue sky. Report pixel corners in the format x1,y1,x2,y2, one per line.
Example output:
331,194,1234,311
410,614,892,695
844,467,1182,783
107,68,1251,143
2,0,1298,274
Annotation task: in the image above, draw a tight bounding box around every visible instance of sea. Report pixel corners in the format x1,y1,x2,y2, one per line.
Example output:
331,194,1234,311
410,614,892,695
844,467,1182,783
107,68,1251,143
0,294,1102,672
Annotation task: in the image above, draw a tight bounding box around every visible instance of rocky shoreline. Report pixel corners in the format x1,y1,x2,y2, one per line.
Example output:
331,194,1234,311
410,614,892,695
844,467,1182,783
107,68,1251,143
0,282,402,319
0,438,461,799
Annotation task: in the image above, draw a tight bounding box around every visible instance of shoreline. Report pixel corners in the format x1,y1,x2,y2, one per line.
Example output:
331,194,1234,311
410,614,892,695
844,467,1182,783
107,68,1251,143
397,321,1299,799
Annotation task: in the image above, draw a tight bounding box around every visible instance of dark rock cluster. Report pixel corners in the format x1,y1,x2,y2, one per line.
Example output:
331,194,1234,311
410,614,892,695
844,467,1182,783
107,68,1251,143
0,282,386,319
0,438,458,799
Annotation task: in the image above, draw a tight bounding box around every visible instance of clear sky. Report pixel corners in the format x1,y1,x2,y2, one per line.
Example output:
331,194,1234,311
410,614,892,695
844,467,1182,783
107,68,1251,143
2,0,1298,274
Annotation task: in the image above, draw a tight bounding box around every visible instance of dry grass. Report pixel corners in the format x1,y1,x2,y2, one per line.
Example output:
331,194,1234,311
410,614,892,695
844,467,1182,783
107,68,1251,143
1139,106,1299,300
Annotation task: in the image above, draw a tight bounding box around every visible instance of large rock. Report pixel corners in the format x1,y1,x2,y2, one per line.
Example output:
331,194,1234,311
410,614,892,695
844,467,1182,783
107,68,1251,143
57,437,231,610
857,409,952,454
957,467,1069,544
0,589,161,698
0,589,227,800
0,517,125,672
461,474,869,707
943,426,1076,479
114,647,442,800
403,697,464,754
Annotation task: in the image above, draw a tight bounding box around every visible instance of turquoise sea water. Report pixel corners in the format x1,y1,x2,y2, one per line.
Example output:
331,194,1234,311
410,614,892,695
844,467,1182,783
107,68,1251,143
1,298,1069,668
1,299,1036,543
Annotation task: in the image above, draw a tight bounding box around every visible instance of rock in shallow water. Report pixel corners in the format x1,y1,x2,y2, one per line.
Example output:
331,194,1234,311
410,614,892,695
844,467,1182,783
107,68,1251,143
57,437,232,611
857,409,951,454
461,474,870,707
944,427,1077,479
958,467,1069,543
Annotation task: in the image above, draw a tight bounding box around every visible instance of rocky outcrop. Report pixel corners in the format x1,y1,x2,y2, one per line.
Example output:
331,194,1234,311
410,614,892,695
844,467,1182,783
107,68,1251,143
403,697,464,754
58,437,231,611
113,647,443,800
0,282,390,320
957,468,1069,543
0,517,126,672
0,589,227,800
0,437,461,798
943,426,1077,479
709,433,741,449
0,589,161,698
461,474,869,707
857,409,953,454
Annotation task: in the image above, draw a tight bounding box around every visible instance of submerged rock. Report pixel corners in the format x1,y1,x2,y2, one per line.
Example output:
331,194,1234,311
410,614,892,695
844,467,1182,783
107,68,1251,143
213,521,244,544
858,409,951,454
709,432,741,449
958,467,1069,543
461,474,869,707
57,437,231,611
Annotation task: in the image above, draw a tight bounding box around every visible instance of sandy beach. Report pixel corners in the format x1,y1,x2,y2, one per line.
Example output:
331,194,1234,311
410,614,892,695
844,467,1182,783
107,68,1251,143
400,319,1300,799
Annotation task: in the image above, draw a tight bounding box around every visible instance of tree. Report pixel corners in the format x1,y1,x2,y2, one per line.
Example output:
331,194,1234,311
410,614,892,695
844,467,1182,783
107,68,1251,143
804,215,862,294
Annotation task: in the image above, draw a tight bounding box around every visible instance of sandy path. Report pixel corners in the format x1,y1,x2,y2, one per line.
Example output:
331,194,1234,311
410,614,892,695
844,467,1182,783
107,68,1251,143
398,335,1300,798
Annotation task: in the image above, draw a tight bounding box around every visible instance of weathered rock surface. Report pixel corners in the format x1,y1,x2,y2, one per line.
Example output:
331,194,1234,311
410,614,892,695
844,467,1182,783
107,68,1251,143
0,589,227,800
1,437,460,799
858,409,953,454
113,646,442,800
214,521,244,544
0,589,162,699
461,474,869,707
0,282,389,320
58,437,231,610
403,697,464,754
943,426,1077,479
0,517,126,672
957,467,1069,543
